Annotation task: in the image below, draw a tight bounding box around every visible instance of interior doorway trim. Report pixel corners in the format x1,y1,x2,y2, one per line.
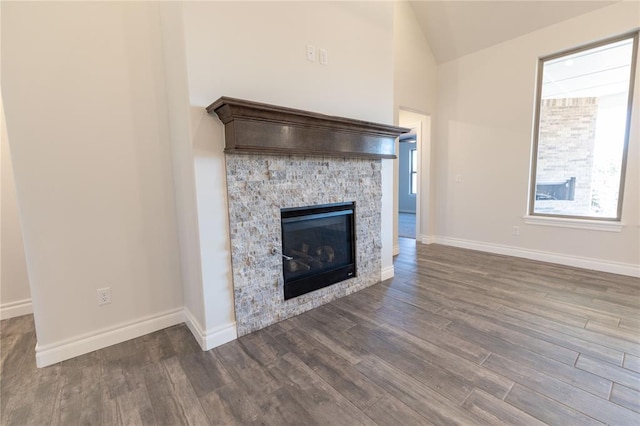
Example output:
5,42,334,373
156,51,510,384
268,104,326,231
397,109,431,253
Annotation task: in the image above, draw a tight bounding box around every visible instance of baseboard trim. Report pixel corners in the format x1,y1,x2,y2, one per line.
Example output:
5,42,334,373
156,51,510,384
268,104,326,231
184,309,237,351
0,298,33,320
419,234,433,245
392,244,400,256
381,265,395,281
35,308,184,368
434,236,640,277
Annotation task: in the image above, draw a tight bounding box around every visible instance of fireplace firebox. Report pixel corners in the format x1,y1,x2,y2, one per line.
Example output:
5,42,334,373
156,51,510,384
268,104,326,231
281,202,356,300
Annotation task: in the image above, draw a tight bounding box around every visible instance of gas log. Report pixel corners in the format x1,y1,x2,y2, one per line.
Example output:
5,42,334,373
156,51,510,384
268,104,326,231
285,244,336,273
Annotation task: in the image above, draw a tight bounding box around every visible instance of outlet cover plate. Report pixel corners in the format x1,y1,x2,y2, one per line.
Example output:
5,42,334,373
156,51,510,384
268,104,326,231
97,288,111,306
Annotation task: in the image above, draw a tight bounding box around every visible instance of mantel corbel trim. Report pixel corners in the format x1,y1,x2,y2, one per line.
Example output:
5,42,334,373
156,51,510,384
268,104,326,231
206,97,409,159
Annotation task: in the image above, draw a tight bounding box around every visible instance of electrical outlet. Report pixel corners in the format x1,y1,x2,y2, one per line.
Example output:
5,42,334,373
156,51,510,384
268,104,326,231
512,226,520,236
306,44,316,62
97,287,111,306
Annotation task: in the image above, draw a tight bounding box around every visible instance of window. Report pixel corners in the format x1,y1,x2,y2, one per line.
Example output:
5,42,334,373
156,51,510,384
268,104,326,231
410,148,417,195
529,33,638,221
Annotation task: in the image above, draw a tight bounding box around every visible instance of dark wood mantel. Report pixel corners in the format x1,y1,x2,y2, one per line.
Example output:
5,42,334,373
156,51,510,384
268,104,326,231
206,97,409,159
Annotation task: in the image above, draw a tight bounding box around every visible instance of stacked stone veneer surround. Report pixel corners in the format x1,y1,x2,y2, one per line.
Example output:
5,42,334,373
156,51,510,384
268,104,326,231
225,154,382,336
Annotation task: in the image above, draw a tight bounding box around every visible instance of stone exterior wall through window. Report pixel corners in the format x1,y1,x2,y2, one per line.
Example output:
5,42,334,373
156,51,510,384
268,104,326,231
535,97,599,215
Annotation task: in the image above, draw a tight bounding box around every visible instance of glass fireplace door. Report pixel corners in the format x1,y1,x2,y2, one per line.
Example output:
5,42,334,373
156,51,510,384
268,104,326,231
281,202,356,300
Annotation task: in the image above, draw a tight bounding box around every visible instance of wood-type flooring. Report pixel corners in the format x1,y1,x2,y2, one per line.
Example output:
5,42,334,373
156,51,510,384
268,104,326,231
2,238,639,425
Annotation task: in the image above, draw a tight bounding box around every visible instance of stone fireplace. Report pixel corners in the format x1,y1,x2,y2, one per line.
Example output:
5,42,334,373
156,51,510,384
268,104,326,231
208,97,407,336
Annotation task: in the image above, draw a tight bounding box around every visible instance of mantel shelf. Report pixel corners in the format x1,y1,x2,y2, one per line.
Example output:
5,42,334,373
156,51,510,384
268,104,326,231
206,97,409,159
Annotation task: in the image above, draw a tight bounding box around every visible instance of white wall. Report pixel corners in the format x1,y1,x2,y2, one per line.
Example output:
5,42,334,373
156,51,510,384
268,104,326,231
184,2,394,122
393,0,438,251
157,3,217,348
435,2,640,274
1,2,184,365
181,0,396,325
1,94,32,319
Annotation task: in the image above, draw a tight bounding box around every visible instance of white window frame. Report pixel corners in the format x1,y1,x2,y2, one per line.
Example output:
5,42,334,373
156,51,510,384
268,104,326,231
528,32,638,228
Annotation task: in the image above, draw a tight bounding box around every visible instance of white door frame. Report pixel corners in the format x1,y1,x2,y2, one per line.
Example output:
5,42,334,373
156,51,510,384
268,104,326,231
397,110,431,252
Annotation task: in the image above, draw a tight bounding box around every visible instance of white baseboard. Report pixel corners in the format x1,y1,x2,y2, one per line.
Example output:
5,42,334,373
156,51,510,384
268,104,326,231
0,298,33,320
35,308,184,368
434,236,640,278
381,265,395,281
419,234,433,245
184,309,237,351
393,244,400,256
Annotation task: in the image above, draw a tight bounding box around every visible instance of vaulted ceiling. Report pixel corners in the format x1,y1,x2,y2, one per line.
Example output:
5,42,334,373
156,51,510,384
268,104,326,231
409,1,617,63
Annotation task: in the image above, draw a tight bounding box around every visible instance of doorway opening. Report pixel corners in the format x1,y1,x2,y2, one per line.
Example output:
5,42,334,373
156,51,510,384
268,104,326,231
396,110,431,252
398,132,417,238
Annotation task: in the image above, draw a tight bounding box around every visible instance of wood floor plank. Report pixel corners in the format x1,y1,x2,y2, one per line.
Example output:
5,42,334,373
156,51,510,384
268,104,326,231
502,301,588,328
199,381,261,425
50,365,84,425
236,328,289,368
0,331,36,382
178,350,231,398
481,305,625,365
139,361,190,426
161,357,211,425
446,319,610,398
78,364,108,426
1,361,39,426
610,383,640,414
462,387,547,425
303,303,358,333
517,297,622,327
254,386,318,426
484,353,640,425
623,353,640,373
214,341,281,403
585,320,640,344
115,385,157,426
442,307,581,366
587,299,640,322
363,394,435,426
164,323,203,355
498,303,638,356
100,359,131,401
504,383,604,425
363,283,444,314
24,365,62,425
139,329,178,364
575,353,640,391
355,355,487,425
267,352,376,425
345,325,476,404
369,325,514,400
275,328,386,410
621,317,640,330
379,313,489,364
332,293,490,366
287,313,369,364
375,296,452,330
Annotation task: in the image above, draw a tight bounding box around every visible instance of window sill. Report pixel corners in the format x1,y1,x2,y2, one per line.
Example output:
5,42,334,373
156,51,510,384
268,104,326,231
523,215,624,232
